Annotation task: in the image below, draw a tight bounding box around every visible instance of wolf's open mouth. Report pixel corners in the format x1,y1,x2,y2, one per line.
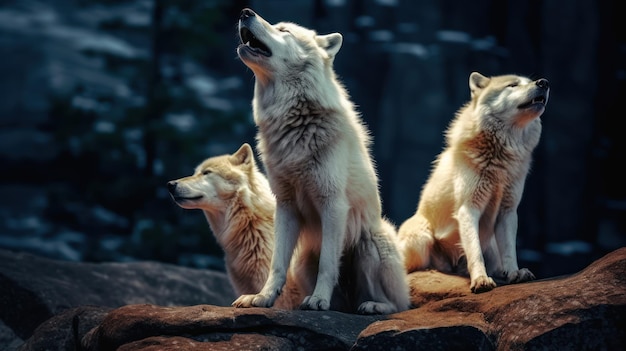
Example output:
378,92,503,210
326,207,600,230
240,27,272,57
518,95,547,109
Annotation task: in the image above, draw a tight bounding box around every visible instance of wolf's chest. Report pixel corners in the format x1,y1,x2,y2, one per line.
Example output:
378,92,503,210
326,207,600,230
463,131,533,171
257,109,340,164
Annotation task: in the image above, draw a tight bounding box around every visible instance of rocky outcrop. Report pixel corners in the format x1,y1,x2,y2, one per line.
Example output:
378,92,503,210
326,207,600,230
0,249,235,350
356,247,626,350
7,247,626,350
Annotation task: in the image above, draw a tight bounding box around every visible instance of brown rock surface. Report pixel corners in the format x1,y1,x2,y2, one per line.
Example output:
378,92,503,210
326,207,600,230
13,248,626,350
356,246,626,350
79,304,382,351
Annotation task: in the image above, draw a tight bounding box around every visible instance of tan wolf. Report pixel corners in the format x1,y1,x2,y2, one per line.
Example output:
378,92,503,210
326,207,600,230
167,143,302,309
398,72,550,293
231,8,410,314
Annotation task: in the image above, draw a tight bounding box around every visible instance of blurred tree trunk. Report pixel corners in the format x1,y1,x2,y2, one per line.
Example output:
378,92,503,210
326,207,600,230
143,0,164,177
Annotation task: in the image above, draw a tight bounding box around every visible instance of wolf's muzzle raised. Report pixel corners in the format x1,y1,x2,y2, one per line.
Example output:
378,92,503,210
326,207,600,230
240,8,256,21
536,78,549,90
238,8,271,57
167,180,178,194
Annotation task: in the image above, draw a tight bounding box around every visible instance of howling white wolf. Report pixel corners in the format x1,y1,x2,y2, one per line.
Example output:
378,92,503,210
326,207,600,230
399,72,549,293
231,8,409,314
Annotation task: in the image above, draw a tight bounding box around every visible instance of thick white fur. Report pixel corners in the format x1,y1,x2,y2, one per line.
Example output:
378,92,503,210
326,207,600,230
167,143,302,309
398,72,550,293
232,8,410,314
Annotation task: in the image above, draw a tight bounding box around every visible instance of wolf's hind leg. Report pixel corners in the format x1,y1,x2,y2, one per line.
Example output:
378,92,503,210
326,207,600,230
398,214,434,273
355,221,410,314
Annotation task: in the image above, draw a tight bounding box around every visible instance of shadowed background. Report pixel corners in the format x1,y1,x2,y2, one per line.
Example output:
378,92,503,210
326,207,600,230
0,0,623,279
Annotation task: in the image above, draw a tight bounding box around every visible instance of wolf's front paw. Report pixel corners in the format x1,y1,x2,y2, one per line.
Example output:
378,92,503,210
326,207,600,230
357,301,396,315
470,275,496,293
506,268,536,284
232,294,274,308
299,295,330,311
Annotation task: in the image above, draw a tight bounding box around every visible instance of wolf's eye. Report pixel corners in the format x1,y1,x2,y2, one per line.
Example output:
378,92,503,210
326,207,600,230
202,170,212,175
507,82,519,88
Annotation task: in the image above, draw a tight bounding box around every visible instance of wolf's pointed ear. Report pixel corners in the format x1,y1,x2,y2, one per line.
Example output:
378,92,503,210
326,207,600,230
318,33,343,58
469,72,490,99
231,143,254,166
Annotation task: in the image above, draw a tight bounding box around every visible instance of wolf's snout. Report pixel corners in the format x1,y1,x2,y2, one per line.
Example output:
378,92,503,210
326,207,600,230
240,8,256,20
167,181,177,193
536,78,549,89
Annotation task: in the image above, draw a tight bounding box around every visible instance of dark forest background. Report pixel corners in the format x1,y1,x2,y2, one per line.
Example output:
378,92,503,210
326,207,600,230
0,0,624,279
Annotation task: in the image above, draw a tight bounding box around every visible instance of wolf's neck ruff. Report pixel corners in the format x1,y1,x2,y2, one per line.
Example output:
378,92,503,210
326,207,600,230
257,105,340,161
450,109,542,174
253,66,348,123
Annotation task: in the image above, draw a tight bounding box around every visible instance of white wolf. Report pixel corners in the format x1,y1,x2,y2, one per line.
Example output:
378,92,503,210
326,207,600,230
167,143,302,309
231,8,410,314
398,72,549,293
